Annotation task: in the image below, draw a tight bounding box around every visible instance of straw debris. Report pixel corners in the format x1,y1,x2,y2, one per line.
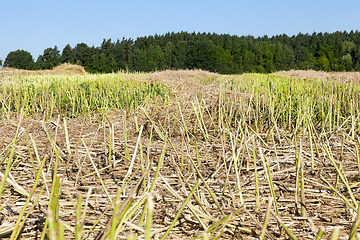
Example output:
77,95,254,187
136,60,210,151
0,63,87,77
274,69,360,84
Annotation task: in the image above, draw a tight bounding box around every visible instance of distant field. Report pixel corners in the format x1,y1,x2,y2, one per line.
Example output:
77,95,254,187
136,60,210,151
274,69,360,84
0,67,360,239
0,63,87,76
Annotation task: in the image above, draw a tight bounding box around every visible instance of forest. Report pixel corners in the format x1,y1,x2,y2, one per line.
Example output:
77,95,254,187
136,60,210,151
3,30,360,74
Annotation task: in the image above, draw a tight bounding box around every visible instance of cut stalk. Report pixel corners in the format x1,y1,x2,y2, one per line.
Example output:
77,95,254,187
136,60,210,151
82,139,112,203
0,147,16,198
315,227,325,240
299,138,306,217
258,144,279,215
160,180,200,240
260,196,273,240
252,137,260,211
349,201,360,240
145,193,154,240
330,227,340,240
271,210,298,240
75,196,83,240
323,145,358,209
109,189,121,240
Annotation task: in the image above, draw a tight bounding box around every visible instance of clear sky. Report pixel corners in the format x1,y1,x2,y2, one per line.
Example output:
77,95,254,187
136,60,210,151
1,0,359,63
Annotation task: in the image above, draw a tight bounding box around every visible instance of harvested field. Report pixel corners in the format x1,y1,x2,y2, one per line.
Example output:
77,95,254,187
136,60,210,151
274,69,360,84
0,63,87,77
0,70,360,239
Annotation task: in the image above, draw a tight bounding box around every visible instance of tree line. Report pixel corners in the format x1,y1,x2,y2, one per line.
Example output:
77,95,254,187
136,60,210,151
2,31,360,73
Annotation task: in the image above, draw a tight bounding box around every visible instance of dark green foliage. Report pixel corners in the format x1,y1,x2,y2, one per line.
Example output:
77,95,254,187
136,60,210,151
36,46,61,70
186,40,219,72
4,50,35,70
73,43,94,70
6,30,360,73
61,44,75,64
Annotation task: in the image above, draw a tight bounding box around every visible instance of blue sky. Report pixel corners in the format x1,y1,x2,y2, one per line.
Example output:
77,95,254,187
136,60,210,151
1,0,359,62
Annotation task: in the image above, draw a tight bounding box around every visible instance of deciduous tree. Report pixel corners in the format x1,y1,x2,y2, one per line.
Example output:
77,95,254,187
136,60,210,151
4,50,35,70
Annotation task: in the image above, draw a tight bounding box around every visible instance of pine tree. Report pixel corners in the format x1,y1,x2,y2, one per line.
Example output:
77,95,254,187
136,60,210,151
61,44,74,64
36,46,61,69
14,31,360,74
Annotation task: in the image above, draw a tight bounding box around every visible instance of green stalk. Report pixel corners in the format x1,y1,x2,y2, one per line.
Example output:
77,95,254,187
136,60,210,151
258,144,279,215
308,124,315,169
135,142,167,238
355,145,360,178
299,138,306,217
24,133,37,178
187,154,225,216
192,101,209,142
202,233,209,240
252,137,260,211
109,189,121,240
47,210,57,240
49,174,61,236
30,133,50,194
123,112,130,163
323,145,358,208
145,193,154,240
329,227,340,240
160,180,200,240
127,234,136,240
271,210,298,240
75,196,83,240
82,139,112,203
57,222,64,240
315,227,325,240
123,126,143,183
100,169,150,240
333,136,345,196
230,130,244,205
0,147,15,198
135,201,147,239
207,206,244,238
260,197,273,240
11,186,45,240
320,174,356,211
349,201,360,240
159,174,207,230
271,129,281,171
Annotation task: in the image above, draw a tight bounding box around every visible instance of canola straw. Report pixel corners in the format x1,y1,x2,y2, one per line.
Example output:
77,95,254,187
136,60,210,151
1,71,360,239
